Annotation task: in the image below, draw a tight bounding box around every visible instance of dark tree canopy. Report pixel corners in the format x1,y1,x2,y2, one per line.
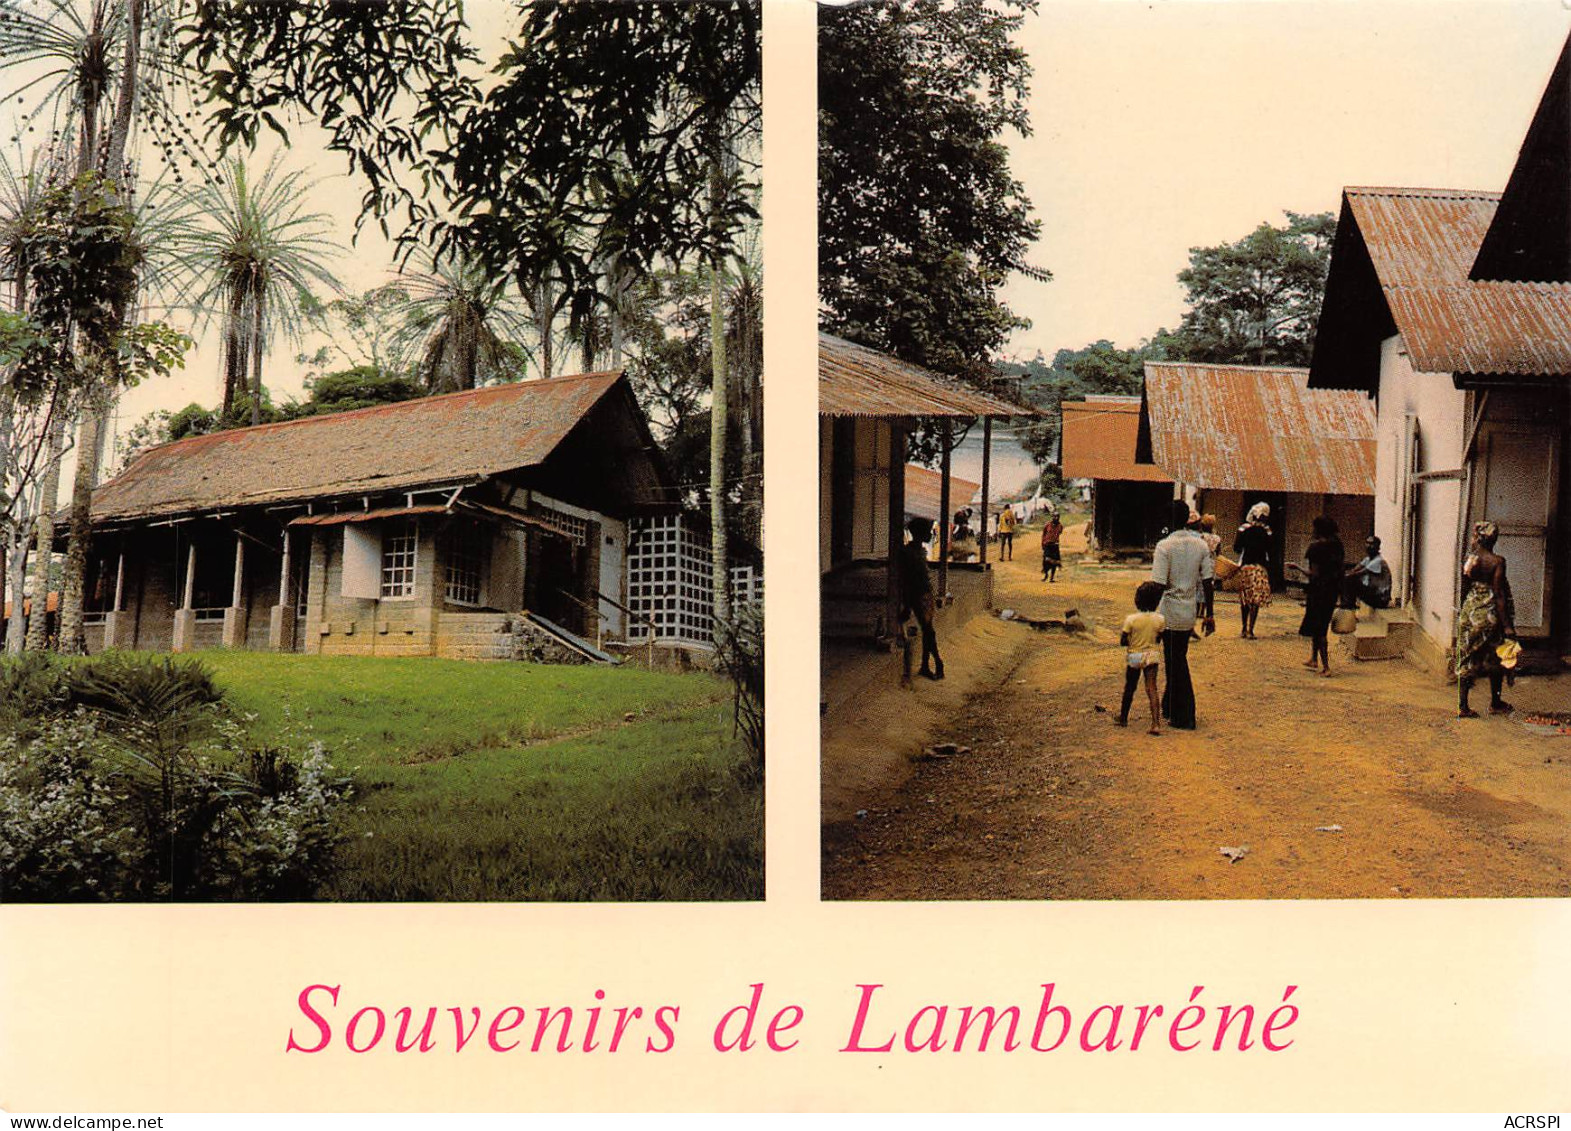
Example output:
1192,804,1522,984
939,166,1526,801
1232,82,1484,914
1164,210,1336,367
819,0,1044,384
441,0,761,334
1004,338,1169,468
179,0,479,236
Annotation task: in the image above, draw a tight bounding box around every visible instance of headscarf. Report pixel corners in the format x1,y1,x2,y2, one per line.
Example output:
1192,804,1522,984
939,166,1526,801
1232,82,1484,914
1474,520,1499,544
1247,502,1270,523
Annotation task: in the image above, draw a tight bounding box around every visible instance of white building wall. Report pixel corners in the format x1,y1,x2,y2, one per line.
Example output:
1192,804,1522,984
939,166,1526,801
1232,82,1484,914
1375,335,1467,650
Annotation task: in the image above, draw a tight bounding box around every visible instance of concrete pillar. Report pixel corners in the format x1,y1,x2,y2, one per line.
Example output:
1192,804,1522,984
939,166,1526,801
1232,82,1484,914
172,542,197,651
102,551,132,650
884,422,906,642
221,533,248,648
268,530,297,652
979,415,992,566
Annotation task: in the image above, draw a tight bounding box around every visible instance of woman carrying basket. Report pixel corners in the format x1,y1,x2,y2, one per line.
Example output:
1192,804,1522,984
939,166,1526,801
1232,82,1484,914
1232,502,1273,639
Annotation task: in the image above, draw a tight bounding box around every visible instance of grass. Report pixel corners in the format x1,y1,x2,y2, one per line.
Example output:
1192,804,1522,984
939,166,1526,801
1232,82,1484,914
198,653,762,901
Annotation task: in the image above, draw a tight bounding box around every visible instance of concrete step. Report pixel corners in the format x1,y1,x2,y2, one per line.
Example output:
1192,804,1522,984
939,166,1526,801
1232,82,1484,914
1350,605,1418,661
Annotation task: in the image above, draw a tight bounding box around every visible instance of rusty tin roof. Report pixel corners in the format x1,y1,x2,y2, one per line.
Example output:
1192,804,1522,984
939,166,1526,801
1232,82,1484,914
1060,397,1170,484
1141,362,1375,496
903,463,982,520
1346,187,1571,375
819,332,1042,417
93,371,630,522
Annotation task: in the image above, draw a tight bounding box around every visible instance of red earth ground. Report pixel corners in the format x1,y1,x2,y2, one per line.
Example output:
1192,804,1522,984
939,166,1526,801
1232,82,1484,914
821,518,1571,900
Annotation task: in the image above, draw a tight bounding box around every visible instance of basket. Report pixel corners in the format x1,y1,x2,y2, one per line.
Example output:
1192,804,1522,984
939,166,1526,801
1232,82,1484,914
1214,555,1243,593
1331,607,1357,635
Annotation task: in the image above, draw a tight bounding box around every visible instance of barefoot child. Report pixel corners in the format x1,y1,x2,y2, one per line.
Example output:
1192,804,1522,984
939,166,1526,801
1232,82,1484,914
1117,580,1166,735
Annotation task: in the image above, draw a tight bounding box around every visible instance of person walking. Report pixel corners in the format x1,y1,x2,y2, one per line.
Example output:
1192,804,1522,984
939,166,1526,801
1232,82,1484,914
1041,510,1064,582
1288,515,1344,677
1233,502,1274,639
997,505,1017,561
1455,521,1515,718
1151,499,1215,729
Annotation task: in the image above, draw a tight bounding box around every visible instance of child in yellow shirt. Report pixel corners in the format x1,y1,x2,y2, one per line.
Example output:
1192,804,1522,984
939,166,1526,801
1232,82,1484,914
1117,581,1167,735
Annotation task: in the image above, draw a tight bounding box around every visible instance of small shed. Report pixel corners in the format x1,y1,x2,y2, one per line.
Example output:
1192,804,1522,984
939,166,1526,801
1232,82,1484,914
1137,362,1377,585
1060,394,1173,552
818,332,1043,641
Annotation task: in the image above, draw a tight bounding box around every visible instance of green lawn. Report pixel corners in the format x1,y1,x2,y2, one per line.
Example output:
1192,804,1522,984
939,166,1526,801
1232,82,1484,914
201,654,762,902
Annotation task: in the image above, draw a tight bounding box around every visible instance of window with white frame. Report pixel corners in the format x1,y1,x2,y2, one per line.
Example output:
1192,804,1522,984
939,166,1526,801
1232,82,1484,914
444,523,486,606
380,521,418,598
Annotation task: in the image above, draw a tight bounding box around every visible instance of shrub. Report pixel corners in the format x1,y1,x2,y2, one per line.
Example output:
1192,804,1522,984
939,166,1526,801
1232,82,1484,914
0,654,349,901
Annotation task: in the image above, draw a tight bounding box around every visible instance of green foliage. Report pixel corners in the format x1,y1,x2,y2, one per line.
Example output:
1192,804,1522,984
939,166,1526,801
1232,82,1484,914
293,366,424,416
383,255,534,392
5,172,188,402
714,604,763,774
178,0,478,237
441,1,761,340
1165,211,1336,367
0,652,349,901
819,0,1043,385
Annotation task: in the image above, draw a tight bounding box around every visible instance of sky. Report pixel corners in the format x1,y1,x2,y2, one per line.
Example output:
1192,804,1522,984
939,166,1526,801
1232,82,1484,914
998,0,1571,364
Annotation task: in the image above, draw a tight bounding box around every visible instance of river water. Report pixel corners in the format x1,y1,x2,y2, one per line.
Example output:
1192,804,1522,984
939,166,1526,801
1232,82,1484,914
946,422,1041,504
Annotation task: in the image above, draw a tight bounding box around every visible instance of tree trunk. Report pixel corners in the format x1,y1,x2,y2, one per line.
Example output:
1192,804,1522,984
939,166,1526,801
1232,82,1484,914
23,411,66,651
104,0,144,176
58,380,108,654
609,257,626,369
250,291,265,425
221,289,246,419
6,525,28,655
536,280,554,380
708,124,730,628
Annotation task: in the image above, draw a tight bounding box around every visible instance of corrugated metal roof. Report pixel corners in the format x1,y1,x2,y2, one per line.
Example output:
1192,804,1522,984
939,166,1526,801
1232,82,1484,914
903,464,981,521
1142,362,1375,495
93,371,632,521
1061,398,1171,484
819,332,1042,417
1346,187,1571,375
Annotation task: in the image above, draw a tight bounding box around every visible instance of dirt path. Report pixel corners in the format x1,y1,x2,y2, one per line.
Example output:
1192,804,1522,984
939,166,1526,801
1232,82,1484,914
822,521,1571,900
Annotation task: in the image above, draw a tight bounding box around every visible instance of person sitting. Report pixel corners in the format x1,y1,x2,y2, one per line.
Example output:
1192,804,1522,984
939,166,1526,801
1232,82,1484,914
1346,535,1393,609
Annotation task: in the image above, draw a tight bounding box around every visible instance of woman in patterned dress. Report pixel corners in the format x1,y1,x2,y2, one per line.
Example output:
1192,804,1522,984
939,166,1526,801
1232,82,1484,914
1232,502,1273,639
1455,521,1516,718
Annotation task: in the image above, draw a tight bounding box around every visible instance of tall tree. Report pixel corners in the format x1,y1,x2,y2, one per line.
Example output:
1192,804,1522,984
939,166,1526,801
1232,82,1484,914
819,0,1045,385
443,0,762,624
387,253,533,393
1165,211,1336,367
168,154,341,425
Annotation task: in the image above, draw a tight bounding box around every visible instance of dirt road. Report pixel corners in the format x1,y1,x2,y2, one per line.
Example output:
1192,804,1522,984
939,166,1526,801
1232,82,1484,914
821,522,1571,900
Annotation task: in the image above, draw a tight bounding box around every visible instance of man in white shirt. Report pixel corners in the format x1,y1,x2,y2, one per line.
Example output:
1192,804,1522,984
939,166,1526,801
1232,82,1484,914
1151,500,1215,730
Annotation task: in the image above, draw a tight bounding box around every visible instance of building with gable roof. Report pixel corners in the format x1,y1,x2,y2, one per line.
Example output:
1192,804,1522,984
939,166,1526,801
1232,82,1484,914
1308,34,1571,667
65,371,757,659
1060,393,1173,553
1136,362,1376,586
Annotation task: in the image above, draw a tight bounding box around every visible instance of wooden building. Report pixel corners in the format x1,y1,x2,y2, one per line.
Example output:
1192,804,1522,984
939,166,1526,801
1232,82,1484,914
66,371,742,660
1060,394,1172,552
1307,34,1571,668
818,333,1042,641
1136,362,1377,588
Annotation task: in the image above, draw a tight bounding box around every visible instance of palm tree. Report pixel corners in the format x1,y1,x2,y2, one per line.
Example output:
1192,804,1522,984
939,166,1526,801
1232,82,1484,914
169,154,342,424
388,252,534,393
